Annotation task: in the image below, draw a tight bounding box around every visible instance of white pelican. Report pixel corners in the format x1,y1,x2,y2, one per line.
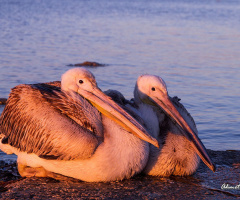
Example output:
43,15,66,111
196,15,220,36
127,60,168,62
0,68,158,182
135,75,215,176
106,75,216,176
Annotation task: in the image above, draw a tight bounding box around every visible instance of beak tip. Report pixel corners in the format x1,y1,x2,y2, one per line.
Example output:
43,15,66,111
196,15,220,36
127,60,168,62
212,164,216,172
153,140,160,148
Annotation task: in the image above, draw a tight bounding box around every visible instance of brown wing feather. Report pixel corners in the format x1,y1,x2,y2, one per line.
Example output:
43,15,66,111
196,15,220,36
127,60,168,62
170,96,197,133
0,83,103,160
105,89,146,126
43,81,61,87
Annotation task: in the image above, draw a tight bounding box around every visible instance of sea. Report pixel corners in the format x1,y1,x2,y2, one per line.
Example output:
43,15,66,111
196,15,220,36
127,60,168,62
0,0,239,161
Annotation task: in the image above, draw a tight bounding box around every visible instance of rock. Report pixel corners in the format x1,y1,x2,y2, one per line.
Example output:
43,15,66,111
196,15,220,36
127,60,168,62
0,98,7,105
0,150,239,199
68,61,105,67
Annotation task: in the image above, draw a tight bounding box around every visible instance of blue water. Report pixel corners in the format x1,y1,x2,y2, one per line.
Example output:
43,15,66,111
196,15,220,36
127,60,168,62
0,0,239,161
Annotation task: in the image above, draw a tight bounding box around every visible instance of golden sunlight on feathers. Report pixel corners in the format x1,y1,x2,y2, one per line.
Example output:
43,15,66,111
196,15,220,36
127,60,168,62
0,68,157,182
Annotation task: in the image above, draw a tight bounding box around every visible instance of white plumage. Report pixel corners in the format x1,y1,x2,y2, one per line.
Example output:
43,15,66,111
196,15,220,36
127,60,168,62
134,74,215,176
0,68,158,182
106,74,215,176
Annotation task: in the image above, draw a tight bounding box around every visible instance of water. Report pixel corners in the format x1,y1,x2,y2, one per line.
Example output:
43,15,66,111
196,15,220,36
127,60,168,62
0,0,239,161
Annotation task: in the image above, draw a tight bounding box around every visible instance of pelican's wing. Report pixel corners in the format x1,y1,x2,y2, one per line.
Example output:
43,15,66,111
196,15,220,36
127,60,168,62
170,96,197,133
0,83,103,160
104,89,145,126
42,81,61,87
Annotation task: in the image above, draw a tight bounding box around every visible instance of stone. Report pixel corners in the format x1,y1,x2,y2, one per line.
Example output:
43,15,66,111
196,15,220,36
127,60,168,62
68,61,105,67
0,98,7,105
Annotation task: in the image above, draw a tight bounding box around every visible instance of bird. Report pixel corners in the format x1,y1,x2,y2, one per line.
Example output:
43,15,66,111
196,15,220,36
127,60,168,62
106,74,216,176
0,68,159,182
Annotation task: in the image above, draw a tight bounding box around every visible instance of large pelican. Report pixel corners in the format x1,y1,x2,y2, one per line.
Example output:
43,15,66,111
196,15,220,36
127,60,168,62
106,75,215,176
0,68,158,182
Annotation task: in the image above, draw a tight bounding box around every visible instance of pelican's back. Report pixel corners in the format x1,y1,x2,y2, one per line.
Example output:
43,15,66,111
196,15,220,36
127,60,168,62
0,83,103,160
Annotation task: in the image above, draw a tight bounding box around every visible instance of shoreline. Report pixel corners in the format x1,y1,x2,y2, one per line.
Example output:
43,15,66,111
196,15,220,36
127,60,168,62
0,149,239,199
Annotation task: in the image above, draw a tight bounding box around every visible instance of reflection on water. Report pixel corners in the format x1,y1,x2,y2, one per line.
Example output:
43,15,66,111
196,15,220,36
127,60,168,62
0,0,239,157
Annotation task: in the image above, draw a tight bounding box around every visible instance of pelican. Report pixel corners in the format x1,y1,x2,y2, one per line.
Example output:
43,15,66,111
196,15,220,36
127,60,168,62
106,75,216,176
0,68,159,182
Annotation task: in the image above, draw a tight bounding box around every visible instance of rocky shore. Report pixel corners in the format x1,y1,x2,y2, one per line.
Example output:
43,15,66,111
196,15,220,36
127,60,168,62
0,150,239,199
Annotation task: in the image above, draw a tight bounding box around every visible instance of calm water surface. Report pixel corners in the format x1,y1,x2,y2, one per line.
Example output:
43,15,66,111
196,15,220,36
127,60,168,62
0,0,239,161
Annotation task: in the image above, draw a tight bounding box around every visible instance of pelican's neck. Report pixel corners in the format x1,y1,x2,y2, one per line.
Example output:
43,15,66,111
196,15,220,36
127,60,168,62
99,116,150,175
130,103,161,139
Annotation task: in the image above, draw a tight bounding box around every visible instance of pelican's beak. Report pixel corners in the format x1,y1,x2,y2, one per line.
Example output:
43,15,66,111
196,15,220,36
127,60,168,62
149,93,216,172
78,87,159,148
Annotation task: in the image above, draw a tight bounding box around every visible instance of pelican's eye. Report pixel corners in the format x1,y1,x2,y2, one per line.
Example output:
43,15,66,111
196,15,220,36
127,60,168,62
151,87,156,91
79,80,84,84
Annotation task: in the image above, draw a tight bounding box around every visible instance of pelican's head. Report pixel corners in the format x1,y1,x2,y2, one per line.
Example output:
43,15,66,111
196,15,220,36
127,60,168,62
61,68,159,148
62,67,97,93
134,75,168,106
134,74,216,172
